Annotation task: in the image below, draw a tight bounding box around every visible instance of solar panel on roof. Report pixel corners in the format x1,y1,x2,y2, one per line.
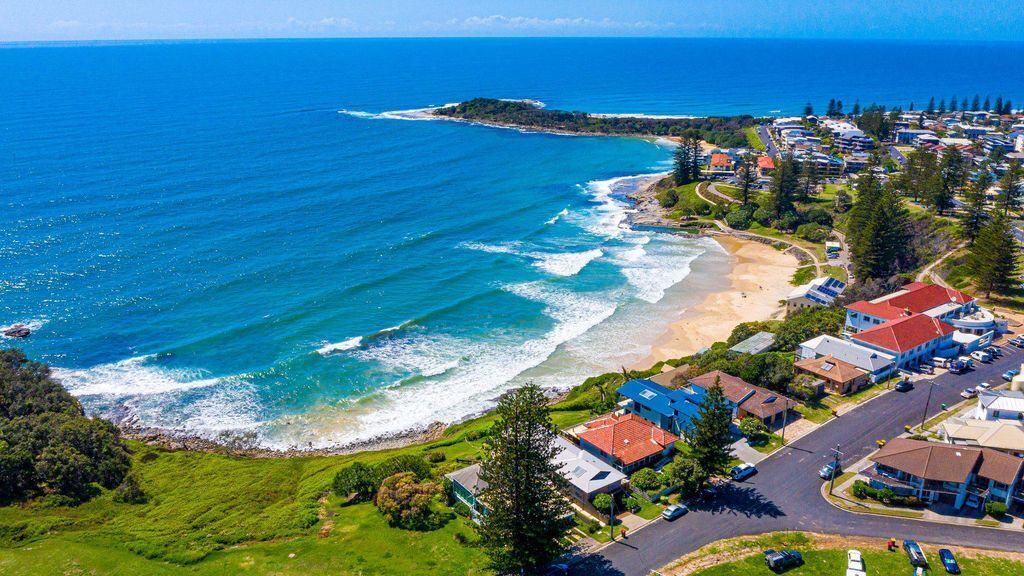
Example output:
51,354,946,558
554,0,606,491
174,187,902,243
592,471,609,481
639,389,657,400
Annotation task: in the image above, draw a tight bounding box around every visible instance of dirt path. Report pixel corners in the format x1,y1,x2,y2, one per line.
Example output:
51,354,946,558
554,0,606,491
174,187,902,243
916,243,965,287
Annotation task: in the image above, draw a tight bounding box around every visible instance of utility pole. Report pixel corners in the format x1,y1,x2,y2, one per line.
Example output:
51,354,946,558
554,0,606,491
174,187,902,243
920,380,934,431
780,398,790,445
828,444,844,495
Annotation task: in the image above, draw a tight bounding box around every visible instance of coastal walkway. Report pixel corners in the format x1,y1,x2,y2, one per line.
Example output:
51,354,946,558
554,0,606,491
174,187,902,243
915,242,965,288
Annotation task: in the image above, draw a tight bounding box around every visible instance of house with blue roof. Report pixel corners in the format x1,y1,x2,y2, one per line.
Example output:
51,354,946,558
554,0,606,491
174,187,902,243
616,378,707,436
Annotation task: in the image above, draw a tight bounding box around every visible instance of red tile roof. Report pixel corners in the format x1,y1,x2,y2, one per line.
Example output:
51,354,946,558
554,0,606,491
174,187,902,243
578,413,678,466
710,153,733,167
846,282,974,320
757,156,775,170
851,313,955,353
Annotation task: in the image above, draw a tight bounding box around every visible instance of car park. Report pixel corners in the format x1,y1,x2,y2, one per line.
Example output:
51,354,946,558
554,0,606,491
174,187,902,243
895,380,913,392
730,463,757,481
764,549,803,572
961,387,978,399
986,346,1002,357
1004,369,1020,381
661,504,688,520
938,549,961,574
819,461,842,480
1010,337,1024,348
903,540,928,567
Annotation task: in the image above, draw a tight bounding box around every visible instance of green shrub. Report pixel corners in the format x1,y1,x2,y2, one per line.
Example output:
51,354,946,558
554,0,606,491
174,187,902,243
753,206,773,225
796,223,831,243
332,462,376,502
425,451,446,463
375,472,443,530
774,211,801,231
804,207,834,226
738,417,768,440
373,455,432,486
112,471,148,504
452,500,472,518
592,493,613,514
985,501,1008,518
629,468,661,492
625,496,644,513
725,205,755,229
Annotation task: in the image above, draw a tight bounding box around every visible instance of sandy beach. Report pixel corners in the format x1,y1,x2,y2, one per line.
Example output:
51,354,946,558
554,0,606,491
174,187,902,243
634,234,799,367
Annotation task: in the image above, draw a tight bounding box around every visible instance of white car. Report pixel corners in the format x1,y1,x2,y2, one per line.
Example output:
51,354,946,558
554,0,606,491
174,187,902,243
730,463,757,481
977,381,992,390
661,504,688,520
961,387,978,399
846,549,866,576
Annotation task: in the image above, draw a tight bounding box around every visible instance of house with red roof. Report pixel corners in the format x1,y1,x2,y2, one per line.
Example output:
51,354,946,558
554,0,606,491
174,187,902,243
756,155,775,177
575,412,678,473
709,153,735,174
850,313,958,369
845,282,1000,338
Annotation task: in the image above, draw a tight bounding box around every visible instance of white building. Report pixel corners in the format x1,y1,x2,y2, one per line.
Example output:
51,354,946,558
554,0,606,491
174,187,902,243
798,335,896,382
786,276,846,314
975,390,1024,423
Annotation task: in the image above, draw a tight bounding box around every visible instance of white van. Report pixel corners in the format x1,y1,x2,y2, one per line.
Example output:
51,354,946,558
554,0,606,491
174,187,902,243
931,357,949,369
971,350,992,363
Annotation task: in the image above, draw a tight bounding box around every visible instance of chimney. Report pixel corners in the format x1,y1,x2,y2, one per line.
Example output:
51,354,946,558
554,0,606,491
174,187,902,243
1013,363,1024,392
904,307,912,317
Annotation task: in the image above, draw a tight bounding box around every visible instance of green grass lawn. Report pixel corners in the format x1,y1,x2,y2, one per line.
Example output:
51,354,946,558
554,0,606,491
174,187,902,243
745,126,766,151
748,433,784,454
791,266,817,286
691,546,1021,576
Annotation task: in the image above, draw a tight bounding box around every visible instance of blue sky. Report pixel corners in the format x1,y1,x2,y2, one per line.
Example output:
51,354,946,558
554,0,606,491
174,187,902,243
1,1,1021,43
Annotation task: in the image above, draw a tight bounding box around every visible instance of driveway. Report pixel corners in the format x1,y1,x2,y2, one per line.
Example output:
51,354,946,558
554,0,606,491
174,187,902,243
574,344,1024,575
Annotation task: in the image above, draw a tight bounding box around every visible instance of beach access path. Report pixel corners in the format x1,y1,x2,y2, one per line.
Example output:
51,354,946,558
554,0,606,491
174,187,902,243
572,339,1024,576
916,242,965,288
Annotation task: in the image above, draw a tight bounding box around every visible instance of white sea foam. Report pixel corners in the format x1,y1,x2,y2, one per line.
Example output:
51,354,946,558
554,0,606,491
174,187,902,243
462,241,602,277
1,318,47,337
545,207,569,225
316,336,364,356
530,248,603,277
54,355,222,397
280,282,617,448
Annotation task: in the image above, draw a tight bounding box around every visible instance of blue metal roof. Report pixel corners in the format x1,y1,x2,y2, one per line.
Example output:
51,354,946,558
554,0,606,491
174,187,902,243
617,378,705,421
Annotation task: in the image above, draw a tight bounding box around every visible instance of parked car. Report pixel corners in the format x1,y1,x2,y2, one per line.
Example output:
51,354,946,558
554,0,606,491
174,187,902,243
846,549,866,576
938,548,961,574
965,493,982,508
932,357,950,369
971,350,992,363
977,381,992,390
730,463,757,481
948,359,969,374
1003,369,1020,381
903,540,928,567
819,461,842,480
918,364,934,374
958,356,975,367
895,380,914,392
961,387,978,399
1010,337,1024,348
986,346,1002,357
661,504,688,521
764,549,803,572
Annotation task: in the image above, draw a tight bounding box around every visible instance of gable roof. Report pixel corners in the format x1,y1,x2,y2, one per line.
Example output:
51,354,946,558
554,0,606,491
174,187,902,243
578,413,678,466
710,153,733,167
800,335,895,373
688,370,794,419
846,282,974,320
445,463,487,497
851,313,955,353
617,378,704,422
979,390,1024,414
941,418,1024,453
757,156,775,170
794,355,866,383
552,436,626,494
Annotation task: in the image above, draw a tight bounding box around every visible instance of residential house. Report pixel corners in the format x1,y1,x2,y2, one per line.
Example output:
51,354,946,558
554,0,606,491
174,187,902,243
794,355,869,395
798,334,896,382
866,438,1024,510
850,313,958,370
786,276,846,314
844,281,1001,337
689,371,795,427
974,390,1024,423
575,413,678,473
446,463,489,519
757,155,775,177
709,153,735,174
835,129,875,152
982,134,1015,154
616,378,706,436
895,129,936,145
941,418,1024,458
728,331,776,356
552,436,627,504
1016,133,1024,153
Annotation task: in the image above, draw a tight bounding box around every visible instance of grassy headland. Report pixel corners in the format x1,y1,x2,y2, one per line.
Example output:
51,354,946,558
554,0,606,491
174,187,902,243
434,98,759,147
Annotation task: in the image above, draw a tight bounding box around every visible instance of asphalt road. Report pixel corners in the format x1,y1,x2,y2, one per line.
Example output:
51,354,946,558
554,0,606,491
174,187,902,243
888,145,908,166
756,125,779,159
575,343,1024,576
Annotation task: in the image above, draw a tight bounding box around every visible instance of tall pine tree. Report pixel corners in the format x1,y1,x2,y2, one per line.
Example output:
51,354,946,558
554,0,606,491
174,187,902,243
969,213,1020,298
1000,161,1023,215
972,95,981,111
736,155,756,206
935,147,966,215
960,171,992,245
478,384,569,573
686,379,734,476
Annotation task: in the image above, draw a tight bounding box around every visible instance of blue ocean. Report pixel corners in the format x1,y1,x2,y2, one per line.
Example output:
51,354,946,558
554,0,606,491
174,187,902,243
3,39,1023,448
